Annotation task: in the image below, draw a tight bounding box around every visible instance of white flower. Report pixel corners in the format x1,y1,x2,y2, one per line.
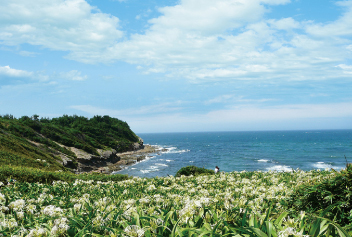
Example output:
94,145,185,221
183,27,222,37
0,206,9,213
74,203,82,212
42,205,63,217
139,197,150,204
92,215,106,227
146,184,156,191
26,204,37,214
124,225,145,237
51,217,69,235
0,218,18,229
27,227,47,237
9,199,25,212
17,211,24,220
278,227,309,237
0,193,5,203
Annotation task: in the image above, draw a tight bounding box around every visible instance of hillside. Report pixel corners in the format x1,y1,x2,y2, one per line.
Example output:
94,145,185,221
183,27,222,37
0,114,142,173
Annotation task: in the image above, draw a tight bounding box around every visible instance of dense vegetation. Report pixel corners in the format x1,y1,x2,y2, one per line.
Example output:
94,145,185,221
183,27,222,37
0,166,351,236
0,114,140,172
0,165,129,184
175,165,215,177
288,164,352,227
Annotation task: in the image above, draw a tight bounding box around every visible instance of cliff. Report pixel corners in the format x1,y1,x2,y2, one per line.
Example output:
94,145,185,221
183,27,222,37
0,114,144,173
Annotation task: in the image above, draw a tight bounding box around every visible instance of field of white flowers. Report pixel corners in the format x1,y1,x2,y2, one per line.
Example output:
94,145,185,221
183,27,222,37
0,169,350,236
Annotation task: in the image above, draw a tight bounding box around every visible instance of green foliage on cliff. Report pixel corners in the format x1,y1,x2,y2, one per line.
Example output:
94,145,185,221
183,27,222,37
0,114,139,172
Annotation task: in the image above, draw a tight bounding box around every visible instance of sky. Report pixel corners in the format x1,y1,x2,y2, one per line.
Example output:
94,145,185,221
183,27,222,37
0,0,352,133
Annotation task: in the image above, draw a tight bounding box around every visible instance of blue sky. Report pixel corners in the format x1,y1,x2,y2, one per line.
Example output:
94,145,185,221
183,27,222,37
0,0,352,133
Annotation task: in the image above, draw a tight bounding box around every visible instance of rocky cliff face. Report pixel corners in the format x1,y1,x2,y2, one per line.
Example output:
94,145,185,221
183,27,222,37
67,138,146,173
131,138,144,150
76,149,120,173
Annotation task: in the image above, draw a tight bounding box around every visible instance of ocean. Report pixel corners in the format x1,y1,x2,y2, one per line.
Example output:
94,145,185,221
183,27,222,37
114,130,352,178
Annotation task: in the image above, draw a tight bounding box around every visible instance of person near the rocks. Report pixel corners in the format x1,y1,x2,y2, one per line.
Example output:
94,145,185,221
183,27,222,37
215,166,220,174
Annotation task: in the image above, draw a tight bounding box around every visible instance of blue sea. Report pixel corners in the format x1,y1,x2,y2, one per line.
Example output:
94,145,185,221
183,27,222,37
114,130,352,178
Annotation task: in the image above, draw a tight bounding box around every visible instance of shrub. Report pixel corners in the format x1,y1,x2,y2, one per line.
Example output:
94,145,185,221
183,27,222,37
287,165,352,226
175,165,215,177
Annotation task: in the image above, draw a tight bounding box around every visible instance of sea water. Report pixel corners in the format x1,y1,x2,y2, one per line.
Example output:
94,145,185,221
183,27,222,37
113,130,352,178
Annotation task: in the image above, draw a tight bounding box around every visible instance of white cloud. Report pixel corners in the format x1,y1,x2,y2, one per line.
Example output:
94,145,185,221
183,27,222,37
0,65,33,78
72,102,352,133
205,94,276,105
70,101,352,133
205,94,236,104
60,70,87,81
18,51,39,57
139,102,352,132
0,66,87,84
104,0,352,82
149,0,267,35
268,17,300,30
0,0,123,62
206,103,352,122
306,0,352,37
0,65,49,87
1,0,352,83
70,101,184,117
336,64,352,74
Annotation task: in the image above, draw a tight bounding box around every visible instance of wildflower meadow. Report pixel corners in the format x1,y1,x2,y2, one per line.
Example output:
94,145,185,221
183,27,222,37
0,168,351,236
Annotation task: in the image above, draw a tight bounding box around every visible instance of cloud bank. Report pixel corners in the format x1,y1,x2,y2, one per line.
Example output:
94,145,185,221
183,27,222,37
1,0,352,82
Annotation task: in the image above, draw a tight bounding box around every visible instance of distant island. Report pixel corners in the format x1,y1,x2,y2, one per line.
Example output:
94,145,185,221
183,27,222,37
0,114,153,174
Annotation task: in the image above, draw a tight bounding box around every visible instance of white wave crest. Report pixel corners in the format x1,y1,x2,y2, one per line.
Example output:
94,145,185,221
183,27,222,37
161,147,190,154
155,163,168,167
266,165,292,172
312,162,342,170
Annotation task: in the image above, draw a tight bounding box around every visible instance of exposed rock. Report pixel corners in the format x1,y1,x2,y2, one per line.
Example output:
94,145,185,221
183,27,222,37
75,149,120,173
63,159,76,169
28,135,155,174
27,139,77,169
129,137,144,151
100,149,117,159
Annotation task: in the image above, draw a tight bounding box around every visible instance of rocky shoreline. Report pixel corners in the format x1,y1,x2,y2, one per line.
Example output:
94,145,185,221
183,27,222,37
74,145,160,174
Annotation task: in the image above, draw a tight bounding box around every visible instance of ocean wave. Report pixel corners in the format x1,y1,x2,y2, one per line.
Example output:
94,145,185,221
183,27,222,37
312,162,342,170
258,159,269,162
155,163,168,167
148,144,191,156
266,165,292,172
160,146,190,154
140,165,160,174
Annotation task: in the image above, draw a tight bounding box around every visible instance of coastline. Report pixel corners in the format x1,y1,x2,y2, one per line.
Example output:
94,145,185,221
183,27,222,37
89,145,160,174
